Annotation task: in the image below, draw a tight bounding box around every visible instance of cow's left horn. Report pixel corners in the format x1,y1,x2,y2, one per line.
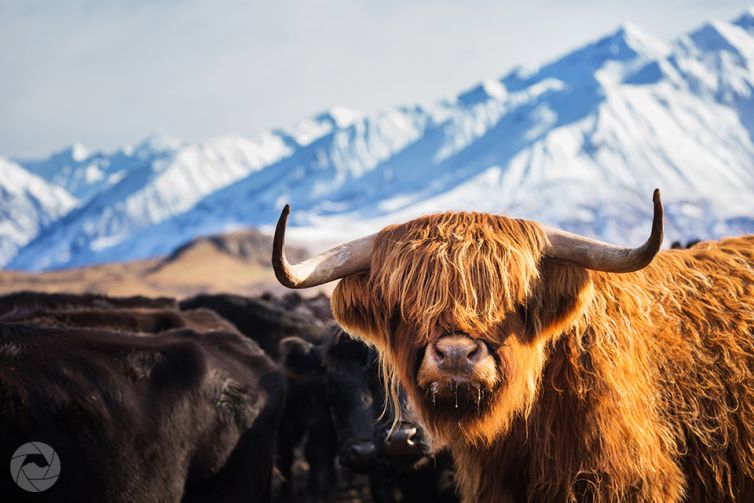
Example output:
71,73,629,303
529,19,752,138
543,189,664,273
272,205,374,288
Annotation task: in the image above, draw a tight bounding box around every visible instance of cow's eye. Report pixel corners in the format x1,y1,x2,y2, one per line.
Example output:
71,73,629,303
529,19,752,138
517,305,532,332
361,392,373,407
388,307,401,335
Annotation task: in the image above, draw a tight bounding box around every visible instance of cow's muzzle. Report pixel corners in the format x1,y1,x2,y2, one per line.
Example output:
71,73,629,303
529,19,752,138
339,440,378,473
416,334,499,415
379,421,428,465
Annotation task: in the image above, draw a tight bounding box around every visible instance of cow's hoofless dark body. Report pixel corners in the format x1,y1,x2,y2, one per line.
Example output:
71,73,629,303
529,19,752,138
179,293,323,359
180,293,337,502
0,291,176,316
0,304,284,502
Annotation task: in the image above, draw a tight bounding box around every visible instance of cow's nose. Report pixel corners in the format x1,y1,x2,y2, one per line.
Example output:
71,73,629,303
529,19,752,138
340,440,377,472
383,423,424,460
349,441,376,459
429,335,487,373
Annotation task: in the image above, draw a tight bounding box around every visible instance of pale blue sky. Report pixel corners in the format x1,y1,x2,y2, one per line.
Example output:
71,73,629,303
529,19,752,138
1,0,752,157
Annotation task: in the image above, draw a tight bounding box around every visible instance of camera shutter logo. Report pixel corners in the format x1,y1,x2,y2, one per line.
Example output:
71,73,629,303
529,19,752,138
9,442,61,492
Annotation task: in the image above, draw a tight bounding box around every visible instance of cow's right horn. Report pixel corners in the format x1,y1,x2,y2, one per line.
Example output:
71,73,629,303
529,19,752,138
272,205,374,288
542,189,664,273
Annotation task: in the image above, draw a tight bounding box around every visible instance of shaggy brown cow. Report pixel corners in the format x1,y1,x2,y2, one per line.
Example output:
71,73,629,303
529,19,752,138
272,190,754,502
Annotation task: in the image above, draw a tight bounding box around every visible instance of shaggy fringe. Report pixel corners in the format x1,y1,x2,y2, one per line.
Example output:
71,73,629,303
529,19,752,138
370,212,547,341
332,212,754,503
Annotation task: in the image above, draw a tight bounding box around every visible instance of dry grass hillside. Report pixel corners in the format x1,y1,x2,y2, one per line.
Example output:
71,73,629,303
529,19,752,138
0,229,328,298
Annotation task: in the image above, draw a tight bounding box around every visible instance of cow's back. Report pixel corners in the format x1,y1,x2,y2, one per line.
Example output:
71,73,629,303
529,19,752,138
582,235,754,500
0,324,284,503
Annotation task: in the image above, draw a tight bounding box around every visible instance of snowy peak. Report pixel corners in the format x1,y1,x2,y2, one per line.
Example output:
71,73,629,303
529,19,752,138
22,142,93,181
314,107,362,128
671,15,754,103
19,134,184,202
611,22,670,56
8,131,295,271
131,133,182,159
278,107,363,147
519,22,668,90
733,7,754,34
687,20,754,58
458,80,508,106
0,157,75,204
51,142,91,163
586,22,669,64
0,157,75,265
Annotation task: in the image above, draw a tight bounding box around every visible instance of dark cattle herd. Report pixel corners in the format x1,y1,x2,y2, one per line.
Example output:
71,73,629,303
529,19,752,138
0,290,459,502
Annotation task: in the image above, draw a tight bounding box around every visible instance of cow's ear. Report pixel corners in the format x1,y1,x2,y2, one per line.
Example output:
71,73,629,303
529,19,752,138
522,260,593,340
331,273,387,347
279,336,325,375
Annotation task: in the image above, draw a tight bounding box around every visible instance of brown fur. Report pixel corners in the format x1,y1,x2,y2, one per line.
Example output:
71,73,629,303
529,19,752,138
331,212,754,502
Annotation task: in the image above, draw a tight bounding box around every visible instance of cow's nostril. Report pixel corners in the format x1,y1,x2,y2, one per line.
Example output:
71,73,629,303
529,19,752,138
405,426,418,446
429,342,446,363
382,424,425,461
350,442,374,457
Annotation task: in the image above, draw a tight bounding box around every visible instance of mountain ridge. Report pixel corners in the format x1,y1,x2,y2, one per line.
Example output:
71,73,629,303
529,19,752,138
5,8,754,271
0,157,76,266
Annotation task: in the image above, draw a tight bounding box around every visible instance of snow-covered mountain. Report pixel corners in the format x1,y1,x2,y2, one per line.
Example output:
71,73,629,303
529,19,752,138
19,135,181,202
0,157,76,265
9,132,292,270
5,8,754,271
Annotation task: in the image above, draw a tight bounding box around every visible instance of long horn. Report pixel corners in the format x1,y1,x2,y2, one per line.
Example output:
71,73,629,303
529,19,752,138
272,205,375,288
542,189,664,273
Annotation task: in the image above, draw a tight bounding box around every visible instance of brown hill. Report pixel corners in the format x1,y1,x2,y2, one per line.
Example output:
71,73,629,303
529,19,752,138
0,229,322,298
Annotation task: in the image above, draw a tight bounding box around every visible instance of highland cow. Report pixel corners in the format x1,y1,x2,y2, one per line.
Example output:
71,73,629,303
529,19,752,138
272,190,754,502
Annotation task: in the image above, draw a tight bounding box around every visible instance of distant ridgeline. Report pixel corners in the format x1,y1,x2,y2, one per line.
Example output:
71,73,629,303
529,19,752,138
2,8,754,272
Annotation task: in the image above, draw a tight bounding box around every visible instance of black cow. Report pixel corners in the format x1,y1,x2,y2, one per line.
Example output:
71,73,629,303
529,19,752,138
0,291,176,317
0,306,239,335
0,296,284,503
284,326,459,503
276,292,334,323
179,294,323,359
277,337,338,502
670,239,702,249
179,293,338,502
